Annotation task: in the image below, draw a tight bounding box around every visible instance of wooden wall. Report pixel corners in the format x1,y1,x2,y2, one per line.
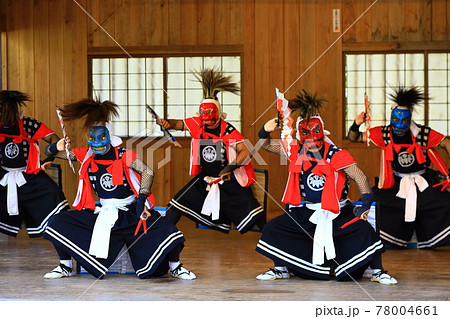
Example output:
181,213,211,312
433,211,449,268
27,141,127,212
1,0,449,220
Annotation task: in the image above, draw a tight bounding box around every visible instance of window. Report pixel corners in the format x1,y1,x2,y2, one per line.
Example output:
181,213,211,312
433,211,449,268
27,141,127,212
344,52,450,136
91,55,241,137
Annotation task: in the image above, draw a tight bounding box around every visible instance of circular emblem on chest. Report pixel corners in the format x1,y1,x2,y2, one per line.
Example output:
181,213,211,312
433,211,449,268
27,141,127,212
4,142,20,159
306,173,325,191
202,145,217,163
397,151,415,167
99,173,117,191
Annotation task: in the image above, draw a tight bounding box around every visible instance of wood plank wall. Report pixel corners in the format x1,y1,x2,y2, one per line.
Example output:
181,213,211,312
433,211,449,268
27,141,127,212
0,6,6,32
1,0,449,220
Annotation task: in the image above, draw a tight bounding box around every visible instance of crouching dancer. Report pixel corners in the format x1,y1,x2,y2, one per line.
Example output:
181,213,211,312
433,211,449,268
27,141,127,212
255,90,397,284
43,98,195,280
162,68,264,234
0,90,68,238
348,87,450,249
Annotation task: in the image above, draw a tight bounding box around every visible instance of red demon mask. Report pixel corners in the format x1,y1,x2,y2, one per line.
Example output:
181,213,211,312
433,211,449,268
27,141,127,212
298,117,325,150
199,101,219,127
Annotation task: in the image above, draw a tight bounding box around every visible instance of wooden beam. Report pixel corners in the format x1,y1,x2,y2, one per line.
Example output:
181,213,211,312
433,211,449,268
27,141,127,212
343,41,450,52
87,44,243,55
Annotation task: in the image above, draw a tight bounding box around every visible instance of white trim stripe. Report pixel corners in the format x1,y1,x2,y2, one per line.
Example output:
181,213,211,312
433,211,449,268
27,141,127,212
379,230,408,247
417,225,450,248
135,231,184,277
27,200,69,235
0,221,20,234
45,227,108,275
335,240,384,277
257,240,330,275
169,199,230,231
0,200,68,236
235,206,264,231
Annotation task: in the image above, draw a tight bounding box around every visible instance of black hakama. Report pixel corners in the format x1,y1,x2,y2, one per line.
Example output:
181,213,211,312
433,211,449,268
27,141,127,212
0,170,68,237
168,174,264,234
374,171,450,249
44,205,185,279
256,203,384,281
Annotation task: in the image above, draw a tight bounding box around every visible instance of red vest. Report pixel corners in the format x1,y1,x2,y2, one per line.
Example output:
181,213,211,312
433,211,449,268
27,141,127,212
282,141,356,214
369,125,448,189
0,118,54,174
72,147,155,211
184,117,256,187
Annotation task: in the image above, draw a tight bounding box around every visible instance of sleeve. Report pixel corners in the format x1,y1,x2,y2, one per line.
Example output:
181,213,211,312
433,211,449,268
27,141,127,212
31,121,55,140
72,148,88,162
228,129,245,145
122,149,139,167
129,157,155,195
427,128,446,148
331,149,357,171
368,126,384,148
259,136,287,158
183,117,202,138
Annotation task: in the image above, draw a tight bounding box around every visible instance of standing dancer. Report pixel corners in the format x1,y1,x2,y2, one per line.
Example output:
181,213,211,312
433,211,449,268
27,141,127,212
348,86,450,249
160,68,264,234
255,90,397,284
0,90,68,238
43,98,195,280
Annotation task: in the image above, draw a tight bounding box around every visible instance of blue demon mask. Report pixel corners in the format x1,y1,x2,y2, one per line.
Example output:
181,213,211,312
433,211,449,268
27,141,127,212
87,126,111,154
390,107,411,135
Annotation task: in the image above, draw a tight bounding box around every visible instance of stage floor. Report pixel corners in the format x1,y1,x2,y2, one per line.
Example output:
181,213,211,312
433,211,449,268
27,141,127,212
0,217,449,302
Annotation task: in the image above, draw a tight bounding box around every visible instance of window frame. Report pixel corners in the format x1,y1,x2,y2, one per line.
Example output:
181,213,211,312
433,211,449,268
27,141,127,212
342,45,450,142
87,49,243,139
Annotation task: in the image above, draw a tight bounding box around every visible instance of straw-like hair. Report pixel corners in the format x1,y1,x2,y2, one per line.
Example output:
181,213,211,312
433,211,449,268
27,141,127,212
193,68,240,100
289,89,327,122
388,86,425,113
59,98,119,130
0,90,30,126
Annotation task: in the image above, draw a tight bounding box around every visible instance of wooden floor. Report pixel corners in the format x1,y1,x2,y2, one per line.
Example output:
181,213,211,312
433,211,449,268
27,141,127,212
1,217,449,302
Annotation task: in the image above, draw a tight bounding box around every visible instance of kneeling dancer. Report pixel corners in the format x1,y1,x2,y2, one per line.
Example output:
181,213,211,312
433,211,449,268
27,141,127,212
255,90,397,284
43,98,195,280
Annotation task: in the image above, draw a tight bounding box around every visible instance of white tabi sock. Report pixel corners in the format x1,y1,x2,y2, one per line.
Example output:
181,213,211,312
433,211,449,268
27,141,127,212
371,268,382,274
274,266,288,272
60,259,72,269
169,261,181,271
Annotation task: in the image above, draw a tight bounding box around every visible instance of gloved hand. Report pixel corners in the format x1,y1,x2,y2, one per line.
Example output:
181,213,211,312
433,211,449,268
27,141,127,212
353,193,375,220
135,193,148,218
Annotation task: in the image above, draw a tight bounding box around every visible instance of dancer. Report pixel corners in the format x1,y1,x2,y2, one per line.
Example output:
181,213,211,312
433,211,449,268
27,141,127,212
0,90,68,238
255,90,397,284
348,86,450,249
160,68,264,234
43,98,195,280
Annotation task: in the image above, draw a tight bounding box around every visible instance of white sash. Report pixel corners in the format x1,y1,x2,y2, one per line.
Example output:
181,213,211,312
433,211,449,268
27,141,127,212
0,166,27,216
201,176,223,220
395,170,428,222
306,201,346,265
89,195,136,259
